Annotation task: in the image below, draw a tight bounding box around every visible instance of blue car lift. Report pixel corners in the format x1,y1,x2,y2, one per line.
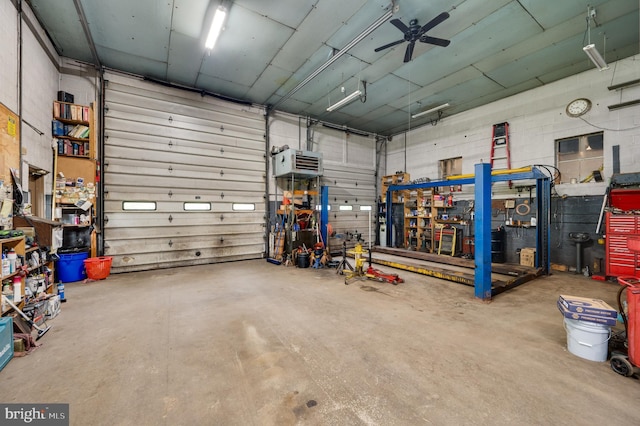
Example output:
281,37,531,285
384,164,551,300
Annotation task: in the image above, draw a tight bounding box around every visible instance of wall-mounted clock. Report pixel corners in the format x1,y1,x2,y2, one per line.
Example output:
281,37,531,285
566,98,592,117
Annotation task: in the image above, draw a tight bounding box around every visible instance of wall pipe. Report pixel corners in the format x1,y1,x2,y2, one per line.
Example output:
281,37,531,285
265,107,272,258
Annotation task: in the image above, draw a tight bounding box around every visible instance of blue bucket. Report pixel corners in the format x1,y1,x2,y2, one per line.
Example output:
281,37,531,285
56,251,89,283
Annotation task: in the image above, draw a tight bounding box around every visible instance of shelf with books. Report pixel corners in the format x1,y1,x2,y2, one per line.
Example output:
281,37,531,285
56,138,90,158
53,101,90,123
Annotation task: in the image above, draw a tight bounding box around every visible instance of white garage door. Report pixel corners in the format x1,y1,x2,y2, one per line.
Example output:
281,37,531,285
314,128,377,250
103,72,266,273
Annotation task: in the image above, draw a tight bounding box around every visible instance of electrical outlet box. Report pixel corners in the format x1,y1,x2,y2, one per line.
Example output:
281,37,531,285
504,199,516,209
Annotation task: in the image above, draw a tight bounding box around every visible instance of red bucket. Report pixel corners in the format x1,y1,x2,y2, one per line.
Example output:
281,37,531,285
83,256,113,280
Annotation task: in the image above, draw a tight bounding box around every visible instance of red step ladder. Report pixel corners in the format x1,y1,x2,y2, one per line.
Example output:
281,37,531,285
490,122,512,188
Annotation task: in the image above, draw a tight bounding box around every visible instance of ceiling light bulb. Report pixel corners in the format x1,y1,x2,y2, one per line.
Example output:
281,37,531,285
205,6,226,49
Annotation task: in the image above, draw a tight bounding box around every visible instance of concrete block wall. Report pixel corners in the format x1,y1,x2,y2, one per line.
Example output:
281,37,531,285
0,3,98,214
384,54,640,270
20,6,60,177
0,0,19,113
385,53,640,198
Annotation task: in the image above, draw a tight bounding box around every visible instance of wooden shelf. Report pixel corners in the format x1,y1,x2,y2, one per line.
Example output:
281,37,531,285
56,135,89,142
1,236,26,315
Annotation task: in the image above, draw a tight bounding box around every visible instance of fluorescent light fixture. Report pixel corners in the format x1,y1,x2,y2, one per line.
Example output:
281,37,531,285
412,103,450,119
339,205,353,211
327,90,362,112
315,205,331,211
205,6,226,49
583,44,609,71
359,205,372,211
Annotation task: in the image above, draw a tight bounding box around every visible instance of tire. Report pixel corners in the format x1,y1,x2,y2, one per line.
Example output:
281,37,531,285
610,355,634,377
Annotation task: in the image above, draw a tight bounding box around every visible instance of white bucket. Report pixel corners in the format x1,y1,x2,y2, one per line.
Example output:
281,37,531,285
564,317,611,362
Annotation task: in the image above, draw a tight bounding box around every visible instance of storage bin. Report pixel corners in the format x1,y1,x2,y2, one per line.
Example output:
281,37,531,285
84,257,113,280
56,251,89,282
0,317,14,371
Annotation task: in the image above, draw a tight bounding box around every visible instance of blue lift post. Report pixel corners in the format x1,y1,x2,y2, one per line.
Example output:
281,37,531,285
474,163,492,300
383,164,551,300
320,185,329,246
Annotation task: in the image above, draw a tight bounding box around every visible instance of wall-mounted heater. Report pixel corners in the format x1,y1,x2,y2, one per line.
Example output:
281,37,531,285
273,149,323,177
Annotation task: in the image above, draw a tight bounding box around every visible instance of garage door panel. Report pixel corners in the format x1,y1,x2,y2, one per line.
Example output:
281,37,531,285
107,234,264,255
105,173,263,192
105,71,266,272
105,98,265,136
108,244,264,272
105,108,264,144
105,212,263,228
105,117,265,151
105,142,265,173
105,163,264,182
105,130,264,160
105,79,265,129
113,253,259,274
105,223,263,240
105,190,264,203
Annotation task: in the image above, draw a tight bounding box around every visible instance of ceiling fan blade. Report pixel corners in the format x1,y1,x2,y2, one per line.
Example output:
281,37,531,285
420,36,451,47
390,18,409,34
419,11,450,35
374,39,405,52
404,42,415,63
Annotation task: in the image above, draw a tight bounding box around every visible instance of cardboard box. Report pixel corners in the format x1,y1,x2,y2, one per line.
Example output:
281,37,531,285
559,294,618,319
557,300,617,326
520,247,536,267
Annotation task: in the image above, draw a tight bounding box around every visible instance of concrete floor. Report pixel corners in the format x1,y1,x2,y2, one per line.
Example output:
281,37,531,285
1,259,639,425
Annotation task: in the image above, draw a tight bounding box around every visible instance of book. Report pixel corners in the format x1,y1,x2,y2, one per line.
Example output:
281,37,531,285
52,120,64,136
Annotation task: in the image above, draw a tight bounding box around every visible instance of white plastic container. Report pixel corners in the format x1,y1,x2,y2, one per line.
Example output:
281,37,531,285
12,276,21,303
1,254,9,276
7,250,17,274
564,317,611,362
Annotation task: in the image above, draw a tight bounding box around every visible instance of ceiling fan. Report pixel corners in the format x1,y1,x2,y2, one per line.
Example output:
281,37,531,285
374,12,451,63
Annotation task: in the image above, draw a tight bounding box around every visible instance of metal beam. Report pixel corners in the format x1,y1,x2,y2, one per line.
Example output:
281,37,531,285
474,163,492,300
321,185,329,245
73,0,101,68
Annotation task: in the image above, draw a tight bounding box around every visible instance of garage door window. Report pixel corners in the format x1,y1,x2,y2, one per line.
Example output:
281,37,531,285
556,132,603,183
184,202,211,211
122,201,156,211
232,203,255,211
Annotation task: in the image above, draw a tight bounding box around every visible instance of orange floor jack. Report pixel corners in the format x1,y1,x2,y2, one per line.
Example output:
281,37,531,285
339,242,403,285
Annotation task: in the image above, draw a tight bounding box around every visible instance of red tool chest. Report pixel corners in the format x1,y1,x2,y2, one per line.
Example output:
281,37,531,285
606,212,640,277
